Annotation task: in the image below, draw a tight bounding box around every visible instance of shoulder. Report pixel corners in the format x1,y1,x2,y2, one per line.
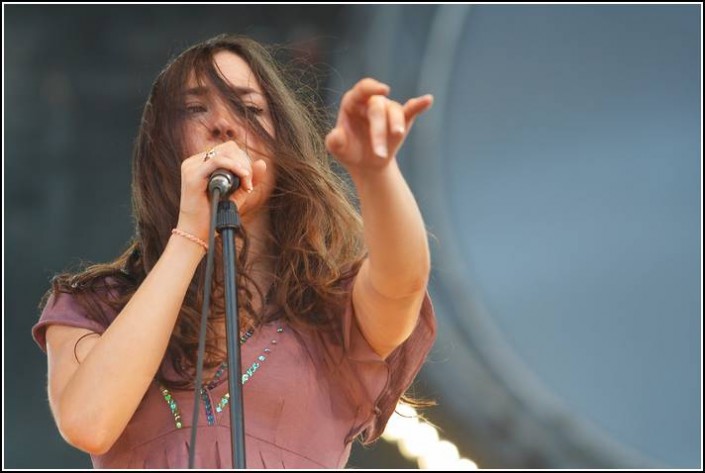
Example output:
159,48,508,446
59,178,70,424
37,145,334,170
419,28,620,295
32,275,131,353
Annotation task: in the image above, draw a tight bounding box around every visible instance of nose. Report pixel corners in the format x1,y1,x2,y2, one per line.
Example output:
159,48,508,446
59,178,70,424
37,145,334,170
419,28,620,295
212,117,236,140
211,106,239,141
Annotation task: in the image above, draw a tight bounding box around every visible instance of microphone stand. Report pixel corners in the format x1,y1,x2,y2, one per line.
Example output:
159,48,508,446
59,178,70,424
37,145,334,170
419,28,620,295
189,170,245,469
216,198,247,469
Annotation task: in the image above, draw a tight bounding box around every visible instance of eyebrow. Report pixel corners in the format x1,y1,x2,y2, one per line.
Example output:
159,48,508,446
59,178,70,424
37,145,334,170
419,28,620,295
182,85,263,98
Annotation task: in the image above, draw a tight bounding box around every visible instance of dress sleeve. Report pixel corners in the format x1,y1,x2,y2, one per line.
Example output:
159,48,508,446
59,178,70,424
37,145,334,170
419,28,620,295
31,291,111,353
340,281,437,444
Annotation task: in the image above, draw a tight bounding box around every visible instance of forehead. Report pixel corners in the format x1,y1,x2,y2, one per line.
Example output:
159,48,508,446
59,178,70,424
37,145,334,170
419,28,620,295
185,50,264,97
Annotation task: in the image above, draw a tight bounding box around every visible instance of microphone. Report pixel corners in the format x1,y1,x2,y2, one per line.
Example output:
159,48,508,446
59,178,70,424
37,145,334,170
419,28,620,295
208,169,240,196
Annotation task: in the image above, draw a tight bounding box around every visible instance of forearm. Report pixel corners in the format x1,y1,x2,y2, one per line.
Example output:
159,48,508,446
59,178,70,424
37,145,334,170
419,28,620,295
58,236,204,451
351,159,430,298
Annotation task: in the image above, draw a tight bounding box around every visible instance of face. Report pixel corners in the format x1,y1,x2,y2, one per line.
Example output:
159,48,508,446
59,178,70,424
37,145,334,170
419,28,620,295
181,51,276,214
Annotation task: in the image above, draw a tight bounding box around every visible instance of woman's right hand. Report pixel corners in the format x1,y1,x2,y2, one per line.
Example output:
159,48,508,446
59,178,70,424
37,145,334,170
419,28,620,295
176,141,268,241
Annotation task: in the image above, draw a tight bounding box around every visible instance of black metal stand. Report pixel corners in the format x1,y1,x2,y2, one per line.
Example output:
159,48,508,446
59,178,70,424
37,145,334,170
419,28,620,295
216,199,246,469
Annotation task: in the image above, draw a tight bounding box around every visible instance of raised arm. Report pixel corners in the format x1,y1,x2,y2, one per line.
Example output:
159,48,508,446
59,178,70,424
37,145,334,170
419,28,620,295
325,78,433,359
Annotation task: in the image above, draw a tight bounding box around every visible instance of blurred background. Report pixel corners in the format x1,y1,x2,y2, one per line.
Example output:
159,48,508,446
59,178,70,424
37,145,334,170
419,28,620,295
4,4,701,469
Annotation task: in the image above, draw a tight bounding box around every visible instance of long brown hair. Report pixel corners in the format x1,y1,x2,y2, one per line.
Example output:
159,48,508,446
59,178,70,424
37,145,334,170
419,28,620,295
44,34,366,388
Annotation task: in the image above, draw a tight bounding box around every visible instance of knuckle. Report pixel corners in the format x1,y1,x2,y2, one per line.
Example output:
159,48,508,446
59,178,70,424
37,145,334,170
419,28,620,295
372,95,387,107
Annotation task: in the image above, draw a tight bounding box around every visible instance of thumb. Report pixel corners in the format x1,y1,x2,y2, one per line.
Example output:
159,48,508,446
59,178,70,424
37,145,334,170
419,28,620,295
325,127,347,157
230,159,267,209
251,159,267,188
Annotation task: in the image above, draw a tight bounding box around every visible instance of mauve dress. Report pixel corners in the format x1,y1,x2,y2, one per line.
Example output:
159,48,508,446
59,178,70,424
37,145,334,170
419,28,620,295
32,283,436,469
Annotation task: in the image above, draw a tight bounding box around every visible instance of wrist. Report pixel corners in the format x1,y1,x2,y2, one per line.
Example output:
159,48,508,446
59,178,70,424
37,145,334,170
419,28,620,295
170,228,208,255
160,234,207,272
347,158,400,193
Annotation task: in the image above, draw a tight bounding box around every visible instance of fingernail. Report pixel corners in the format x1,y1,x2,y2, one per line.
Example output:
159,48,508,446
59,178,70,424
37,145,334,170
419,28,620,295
375,144,388,158
393,126,405,135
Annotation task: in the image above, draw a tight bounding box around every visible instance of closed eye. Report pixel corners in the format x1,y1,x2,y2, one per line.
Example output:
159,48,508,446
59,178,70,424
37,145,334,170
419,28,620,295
185,103,264,117
246,105,264,115
185,104,207,114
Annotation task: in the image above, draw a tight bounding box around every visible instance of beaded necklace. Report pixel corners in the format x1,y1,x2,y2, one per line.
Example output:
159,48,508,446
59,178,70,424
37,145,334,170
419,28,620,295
159,325,284,429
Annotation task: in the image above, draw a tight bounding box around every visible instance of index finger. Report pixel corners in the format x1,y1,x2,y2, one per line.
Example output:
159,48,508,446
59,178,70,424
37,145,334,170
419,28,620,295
341,78,390,116
351,78,390,103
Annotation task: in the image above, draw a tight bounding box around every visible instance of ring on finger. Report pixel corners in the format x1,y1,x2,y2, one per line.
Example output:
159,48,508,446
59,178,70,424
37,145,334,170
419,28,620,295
203,148,217,162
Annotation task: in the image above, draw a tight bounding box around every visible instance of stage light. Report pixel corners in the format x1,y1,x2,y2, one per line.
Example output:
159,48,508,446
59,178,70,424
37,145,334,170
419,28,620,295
383,403,478,469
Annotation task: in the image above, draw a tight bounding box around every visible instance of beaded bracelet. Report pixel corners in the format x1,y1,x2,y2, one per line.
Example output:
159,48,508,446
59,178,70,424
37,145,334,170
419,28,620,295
171,228,208,252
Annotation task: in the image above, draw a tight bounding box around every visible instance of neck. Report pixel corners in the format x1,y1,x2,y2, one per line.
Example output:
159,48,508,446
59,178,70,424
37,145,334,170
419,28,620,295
210,206,274,358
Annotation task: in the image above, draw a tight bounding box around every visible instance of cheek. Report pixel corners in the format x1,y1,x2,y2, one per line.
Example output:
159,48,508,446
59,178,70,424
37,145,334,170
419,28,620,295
183,134,208,158
246,135,275,163
264,119,275,139
181,120,211,156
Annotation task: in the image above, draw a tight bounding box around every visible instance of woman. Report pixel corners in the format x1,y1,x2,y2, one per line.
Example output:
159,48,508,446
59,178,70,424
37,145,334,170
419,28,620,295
32,34,436,468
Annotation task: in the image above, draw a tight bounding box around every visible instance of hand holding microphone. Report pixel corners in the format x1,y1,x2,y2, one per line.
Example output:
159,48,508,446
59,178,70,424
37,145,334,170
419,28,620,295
176,141,262,242
208,169,240,197
204,145,242,197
